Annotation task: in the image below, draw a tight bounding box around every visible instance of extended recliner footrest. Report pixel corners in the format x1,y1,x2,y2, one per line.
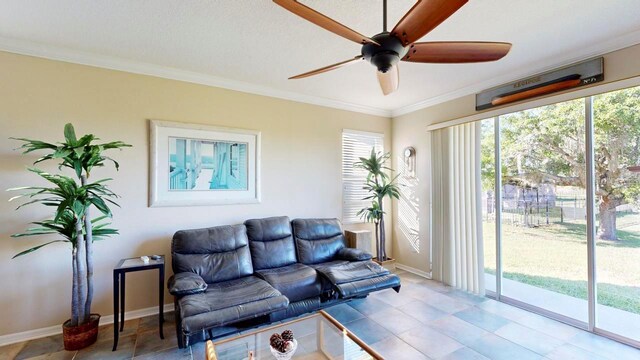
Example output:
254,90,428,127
334,273,401,298
314,260,401,298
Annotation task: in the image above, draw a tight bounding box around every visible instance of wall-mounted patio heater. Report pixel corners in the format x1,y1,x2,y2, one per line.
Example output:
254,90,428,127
475,57,604,111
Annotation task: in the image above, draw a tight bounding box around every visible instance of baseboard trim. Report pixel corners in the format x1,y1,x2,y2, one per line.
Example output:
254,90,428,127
396,263,432,279
0,304,174,347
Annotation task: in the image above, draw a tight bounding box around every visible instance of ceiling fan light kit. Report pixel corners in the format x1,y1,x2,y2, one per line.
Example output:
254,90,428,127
274,0,512,95
361,32,407,74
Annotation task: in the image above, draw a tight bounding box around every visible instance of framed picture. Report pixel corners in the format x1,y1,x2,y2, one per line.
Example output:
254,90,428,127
149,120,261,207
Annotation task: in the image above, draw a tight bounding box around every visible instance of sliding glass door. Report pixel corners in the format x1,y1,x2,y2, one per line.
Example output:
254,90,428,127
479,83,640,347
500,100,588,322
592,86,640,342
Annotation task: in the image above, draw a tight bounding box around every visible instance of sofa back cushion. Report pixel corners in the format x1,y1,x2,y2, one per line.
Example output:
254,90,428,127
245,216,297,270
172,224,253,284
292,218,346,265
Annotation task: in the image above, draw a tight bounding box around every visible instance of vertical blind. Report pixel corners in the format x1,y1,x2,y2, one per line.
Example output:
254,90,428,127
431,122,485,295
342,130,384,224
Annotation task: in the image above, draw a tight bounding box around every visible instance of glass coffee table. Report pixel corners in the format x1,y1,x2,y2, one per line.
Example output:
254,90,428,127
205,310,383,360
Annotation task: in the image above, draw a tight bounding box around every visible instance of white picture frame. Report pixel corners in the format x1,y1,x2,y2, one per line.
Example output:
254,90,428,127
149,120,261,207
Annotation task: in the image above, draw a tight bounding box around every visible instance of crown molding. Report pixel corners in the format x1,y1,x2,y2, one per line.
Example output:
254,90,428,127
2,29,640,120
390,29,640,117
0,36,392,118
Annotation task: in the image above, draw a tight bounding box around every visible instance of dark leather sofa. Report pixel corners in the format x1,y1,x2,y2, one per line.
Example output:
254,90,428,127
168,216,401,348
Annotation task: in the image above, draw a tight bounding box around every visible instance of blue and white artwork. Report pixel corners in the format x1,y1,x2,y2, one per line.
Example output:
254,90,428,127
168,137,248,191
150,120,260,207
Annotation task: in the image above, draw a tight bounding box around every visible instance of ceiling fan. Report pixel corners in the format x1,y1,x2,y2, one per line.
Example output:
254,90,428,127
274,0,512,95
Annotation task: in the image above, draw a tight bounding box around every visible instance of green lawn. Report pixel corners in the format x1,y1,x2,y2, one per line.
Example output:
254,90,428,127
483,215,640,314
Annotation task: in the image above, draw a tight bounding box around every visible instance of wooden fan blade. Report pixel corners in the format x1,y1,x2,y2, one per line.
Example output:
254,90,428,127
377,65,399,96
392,0,468,45
289,55,363,79
273,0,379,45
402,41,512,63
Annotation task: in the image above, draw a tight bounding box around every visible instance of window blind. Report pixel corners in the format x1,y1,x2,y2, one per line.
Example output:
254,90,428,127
342,130,384,224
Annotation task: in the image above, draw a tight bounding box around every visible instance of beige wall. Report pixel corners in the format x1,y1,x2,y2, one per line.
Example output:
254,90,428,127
0,51,391,336
391,43,640,274
4,39,638,337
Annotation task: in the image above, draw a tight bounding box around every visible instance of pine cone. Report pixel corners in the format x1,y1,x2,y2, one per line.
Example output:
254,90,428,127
270,333,282,347
281,329,294,342
270,333,286,353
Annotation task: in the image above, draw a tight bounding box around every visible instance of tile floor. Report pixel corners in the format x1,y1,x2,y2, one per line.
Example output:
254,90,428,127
2,269,639,360
485,273,640,340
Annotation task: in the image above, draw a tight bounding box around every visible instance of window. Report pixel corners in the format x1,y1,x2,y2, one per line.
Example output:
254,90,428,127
342,130,384,223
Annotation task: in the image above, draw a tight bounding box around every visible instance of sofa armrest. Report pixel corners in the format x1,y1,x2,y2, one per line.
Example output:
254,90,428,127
168,272,207,296
337,247,373,262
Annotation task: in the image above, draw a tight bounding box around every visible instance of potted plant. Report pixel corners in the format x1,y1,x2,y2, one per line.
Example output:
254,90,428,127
8,123,130,350
356,149,400,267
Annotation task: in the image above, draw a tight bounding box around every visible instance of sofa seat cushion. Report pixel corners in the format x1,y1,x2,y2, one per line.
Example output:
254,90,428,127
308,260,349,272
308,260,350,292
256,263,323,302
313,260,401,298
336,248,373,261
178,276,288,334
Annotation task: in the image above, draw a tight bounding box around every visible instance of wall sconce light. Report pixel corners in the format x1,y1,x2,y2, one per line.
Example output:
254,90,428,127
403,146,416,177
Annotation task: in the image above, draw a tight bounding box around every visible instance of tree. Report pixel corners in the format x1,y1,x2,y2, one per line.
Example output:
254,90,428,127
592,88,640,239
485,87,640,240
480,119,497,193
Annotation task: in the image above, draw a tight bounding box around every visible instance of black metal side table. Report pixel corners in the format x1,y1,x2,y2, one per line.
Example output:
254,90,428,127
112,255,165,351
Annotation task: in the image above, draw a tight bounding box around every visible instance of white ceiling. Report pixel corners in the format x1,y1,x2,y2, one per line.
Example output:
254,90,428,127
1,0,640,116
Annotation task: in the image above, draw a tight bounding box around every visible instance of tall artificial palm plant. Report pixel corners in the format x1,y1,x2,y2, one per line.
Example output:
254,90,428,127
356,149,400,262
9,123,130,328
